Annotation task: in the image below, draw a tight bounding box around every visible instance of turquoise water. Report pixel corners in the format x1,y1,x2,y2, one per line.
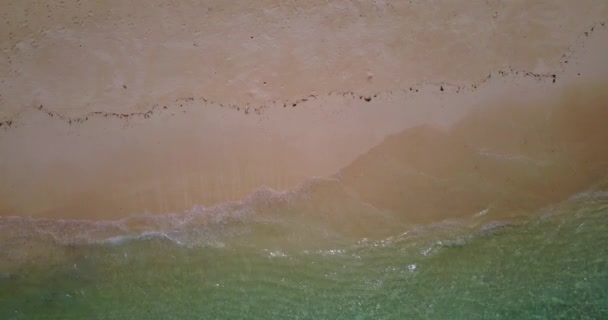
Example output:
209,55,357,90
1,187,607,319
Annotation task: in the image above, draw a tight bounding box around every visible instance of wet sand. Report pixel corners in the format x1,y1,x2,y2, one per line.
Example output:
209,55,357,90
340,82,608,223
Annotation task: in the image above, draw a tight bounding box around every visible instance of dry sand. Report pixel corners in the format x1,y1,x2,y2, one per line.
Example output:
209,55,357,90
0,0,607,220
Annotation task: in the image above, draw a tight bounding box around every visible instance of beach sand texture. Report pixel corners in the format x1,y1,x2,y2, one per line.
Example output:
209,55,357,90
1,0,607,221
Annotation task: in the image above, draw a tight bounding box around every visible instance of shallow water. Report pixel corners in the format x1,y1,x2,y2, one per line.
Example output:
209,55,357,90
1,188,607,319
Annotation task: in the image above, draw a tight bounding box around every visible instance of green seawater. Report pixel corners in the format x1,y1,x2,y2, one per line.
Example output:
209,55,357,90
1,193,607,319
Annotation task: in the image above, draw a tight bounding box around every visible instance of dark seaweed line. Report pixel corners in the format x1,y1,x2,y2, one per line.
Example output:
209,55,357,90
0,20,605,131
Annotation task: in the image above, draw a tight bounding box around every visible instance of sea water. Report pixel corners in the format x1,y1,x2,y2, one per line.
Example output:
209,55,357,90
0,183,607,319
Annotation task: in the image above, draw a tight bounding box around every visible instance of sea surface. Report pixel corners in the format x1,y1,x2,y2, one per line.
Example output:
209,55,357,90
1,177,607,319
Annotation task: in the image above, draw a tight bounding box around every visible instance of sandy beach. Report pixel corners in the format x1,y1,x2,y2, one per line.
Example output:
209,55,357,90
1,0,607,220
2,2,608,319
